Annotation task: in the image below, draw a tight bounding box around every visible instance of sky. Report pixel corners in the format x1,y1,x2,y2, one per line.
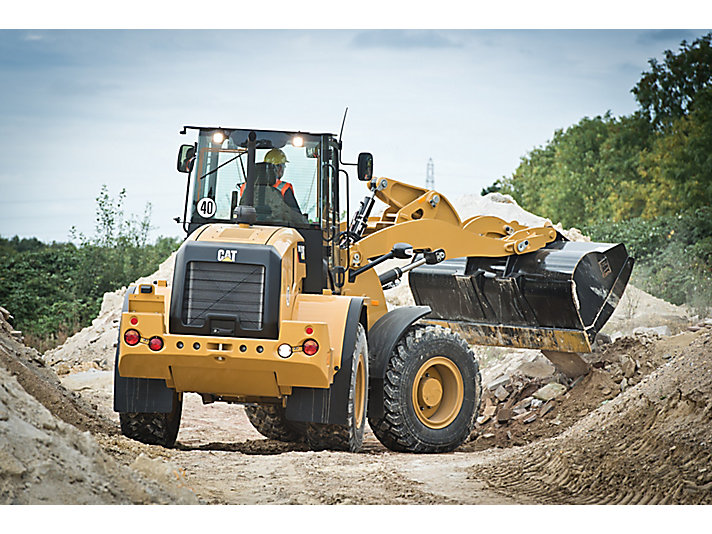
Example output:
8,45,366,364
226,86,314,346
1,23,710,242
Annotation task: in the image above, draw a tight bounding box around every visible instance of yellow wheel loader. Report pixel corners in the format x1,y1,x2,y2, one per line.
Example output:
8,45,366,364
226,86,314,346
113,125,633,453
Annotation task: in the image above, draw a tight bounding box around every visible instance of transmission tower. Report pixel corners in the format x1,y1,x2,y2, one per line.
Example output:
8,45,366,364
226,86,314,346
426,158,435,189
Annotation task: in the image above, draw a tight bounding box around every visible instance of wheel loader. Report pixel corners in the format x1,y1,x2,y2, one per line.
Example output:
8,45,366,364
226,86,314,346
113,125,634,453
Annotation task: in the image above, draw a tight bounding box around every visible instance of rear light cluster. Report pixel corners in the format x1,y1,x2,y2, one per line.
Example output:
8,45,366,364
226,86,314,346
276,339,319,359
148,337,164,351
302,339,319,356
124,329,140,346
123,329,163,351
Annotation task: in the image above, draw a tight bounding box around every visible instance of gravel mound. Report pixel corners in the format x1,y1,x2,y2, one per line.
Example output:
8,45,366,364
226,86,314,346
0,309,197,504
468,329,712,504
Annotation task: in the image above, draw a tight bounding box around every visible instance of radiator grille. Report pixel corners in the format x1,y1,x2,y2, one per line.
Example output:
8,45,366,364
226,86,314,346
181,261,265,330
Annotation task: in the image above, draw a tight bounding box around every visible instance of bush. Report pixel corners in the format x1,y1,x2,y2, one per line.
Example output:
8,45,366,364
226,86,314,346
0,186,181,351
584,209,712,314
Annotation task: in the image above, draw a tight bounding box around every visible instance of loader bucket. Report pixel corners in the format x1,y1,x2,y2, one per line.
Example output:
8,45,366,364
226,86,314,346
408,237,634,353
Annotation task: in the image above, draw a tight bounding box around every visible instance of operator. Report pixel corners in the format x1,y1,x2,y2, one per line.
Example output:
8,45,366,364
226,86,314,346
240,148,301,212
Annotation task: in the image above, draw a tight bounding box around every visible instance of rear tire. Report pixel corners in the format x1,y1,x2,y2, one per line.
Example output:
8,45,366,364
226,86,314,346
306,324,369,452
368,325,481,453
119,390,183,448
244,403,306,442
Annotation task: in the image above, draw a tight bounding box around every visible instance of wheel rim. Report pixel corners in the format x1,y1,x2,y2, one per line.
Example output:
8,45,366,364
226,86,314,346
354,353,366,427
411,356,464,429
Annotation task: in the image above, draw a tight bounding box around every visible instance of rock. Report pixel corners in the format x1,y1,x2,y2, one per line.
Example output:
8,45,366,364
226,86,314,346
540,400,556,416
595,332,612,345
533,383,567,402
481,433,495,439
497,406,512,423
620,356,636,378
689,326,702,332
487,375,511,391
0,306,12,320
620,377,628,392
530,398,543,409
523,414,537,424
518,356,556,379
494,385,510,402
483,405,497,418
0,450,27,477
513,397,533,411
633,326,670,337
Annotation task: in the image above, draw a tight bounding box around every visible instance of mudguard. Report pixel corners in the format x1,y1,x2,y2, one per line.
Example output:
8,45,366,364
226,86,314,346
366,305,432,419
285,297,366,424
113,286,176,413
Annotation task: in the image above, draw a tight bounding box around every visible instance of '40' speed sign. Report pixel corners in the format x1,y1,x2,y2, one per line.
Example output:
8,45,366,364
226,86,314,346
197,197,217,218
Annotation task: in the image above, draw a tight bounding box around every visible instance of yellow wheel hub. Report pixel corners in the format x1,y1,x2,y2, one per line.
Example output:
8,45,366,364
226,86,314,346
354,353,366,427
412,357,464,429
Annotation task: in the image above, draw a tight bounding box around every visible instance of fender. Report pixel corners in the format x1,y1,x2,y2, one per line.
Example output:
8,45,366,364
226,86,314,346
285,297,366,424
366,305,431,419
113,286,176,413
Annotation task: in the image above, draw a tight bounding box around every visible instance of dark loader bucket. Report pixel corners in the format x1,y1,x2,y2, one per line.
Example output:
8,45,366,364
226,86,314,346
408,236,634,353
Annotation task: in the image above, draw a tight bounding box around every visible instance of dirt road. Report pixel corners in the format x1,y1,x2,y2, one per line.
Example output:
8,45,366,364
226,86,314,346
79,329,712,505
4,300,711,505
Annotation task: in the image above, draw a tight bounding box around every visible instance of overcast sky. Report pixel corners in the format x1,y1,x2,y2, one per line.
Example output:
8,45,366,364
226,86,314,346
1,27,710,242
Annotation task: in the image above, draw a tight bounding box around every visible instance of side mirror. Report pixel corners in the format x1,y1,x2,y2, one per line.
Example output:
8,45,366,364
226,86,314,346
177,144,196,173
357,152,373,182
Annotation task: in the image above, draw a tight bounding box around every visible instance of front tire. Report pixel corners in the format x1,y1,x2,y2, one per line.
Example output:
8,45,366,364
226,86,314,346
306,323,369,452
245,403,306,443
369,325,481,453
119,390,183,448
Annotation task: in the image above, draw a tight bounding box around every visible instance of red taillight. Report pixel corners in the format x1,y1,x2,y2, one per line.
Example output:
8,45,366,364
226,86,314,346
124,329,140,346
148,337,164,351
130,316,138,325
303,339,319,356
305,326,314,335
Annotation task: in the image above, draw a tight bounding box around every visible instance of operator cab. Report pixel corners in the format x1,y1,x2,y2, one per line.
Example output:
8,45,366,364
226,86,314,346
177,126,342,293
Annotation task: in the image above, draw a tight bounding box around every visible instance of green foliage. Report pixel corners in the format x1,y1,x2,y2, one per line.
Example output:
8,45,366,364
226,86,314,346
0,186,181,350
632,32,712,131
500,113,653,227
585,208,712,313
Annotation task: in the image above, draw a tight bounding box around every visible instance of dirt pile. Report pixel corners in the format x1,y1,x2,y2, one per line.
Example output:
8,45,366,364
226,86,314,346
468,328,712,504
464,332,684,451
0,308,196,504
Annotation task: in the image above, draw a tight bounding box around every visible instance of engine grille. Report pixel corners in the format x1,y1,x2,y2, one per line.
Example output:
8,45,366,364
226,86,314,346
181,261,265,330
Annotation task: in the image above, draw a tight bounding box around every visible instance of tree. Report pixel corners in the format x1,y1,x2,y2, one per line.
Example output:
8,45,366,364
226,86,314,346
639,87,712,217
632,32,712,131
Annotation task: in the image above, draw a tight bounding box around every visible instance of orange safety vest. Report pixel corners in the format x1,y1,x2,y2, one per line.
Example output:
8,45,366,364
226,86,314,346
240,179,294,198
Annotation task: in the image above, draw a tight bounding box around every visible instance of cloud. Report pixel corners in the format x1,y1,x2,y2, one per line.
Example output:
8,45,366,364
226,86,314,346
636,29,695,44
351,30,461,49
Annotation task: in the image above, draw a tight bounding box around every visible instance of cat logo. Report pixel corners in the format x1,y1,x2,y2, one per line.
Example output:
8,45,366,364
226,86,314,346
217,249,238,262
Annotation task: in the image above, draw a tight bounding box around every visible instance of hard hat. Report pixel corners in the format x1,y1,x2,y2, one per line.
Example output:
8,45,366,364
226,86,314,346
264,148,288,165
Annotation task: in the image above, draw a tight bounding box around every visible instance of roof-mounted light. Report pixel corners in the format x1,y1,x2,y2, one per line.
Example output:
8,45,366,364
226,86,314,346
292,135,304,148
212,131,226,144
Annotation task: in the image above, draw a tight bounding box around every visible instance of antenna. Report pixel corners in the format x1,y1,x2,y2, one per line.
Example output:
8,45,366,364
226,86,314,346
426,157,435,189
338,107,348,144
